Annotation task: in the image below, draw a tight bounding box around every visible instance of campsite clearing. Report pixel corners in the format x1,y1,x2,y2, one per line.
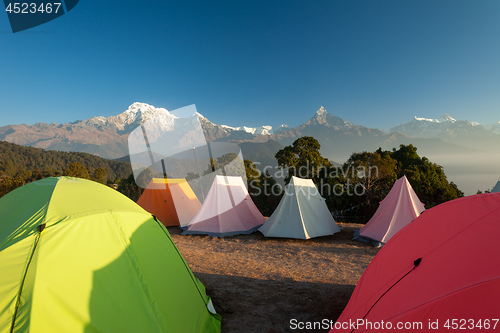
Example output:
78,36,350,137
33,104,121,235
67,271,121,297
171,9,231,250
169,222,380,333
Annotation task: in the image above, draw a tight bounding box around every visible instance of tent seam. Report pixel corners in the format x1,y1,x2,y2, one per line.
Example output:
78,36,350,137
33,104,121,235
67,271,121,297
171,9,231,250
9,229,43,333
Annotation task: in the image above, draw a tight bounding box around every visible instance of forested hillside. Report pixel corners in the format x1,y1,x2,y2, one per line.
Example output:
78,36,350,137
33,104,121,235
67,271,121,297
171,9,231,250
0,141,132,197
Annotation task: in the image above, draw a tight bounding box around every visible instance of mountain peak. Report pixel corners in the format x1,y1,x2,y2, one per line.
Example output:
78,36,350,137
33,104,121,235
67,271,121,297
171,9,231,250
310,106,329,125
315,106,327,116
123,102,175,122
194,112,205,119
304,106,352,128
438,114,456,123
414,114,456,124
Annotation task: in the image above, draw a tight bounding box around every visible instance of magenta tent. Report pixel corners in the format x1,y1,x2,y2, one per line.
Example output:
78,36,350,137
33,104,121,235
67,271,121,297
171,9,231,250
182,175,265,237
354,175,424,246
331,193,500,332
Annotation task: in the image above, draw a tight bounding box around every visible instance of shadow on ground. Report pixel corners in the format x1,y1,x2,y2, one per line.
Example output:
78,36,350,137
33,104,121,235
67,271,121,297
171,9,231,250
196,273,355,333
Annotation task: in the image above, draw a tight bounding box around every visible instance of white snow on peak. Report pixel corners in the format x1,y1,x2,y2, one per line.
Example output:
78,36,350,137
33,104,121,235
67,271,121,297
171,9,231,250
194,112,205,119
96,102,178,132
414,116,439,123
221,124,275,135
275,124,290,134
414,114,456,124
255,125,273,135
240,126,256,134
315,106,327,117
438,114,456,123
471,121,480,126
123,102,177,123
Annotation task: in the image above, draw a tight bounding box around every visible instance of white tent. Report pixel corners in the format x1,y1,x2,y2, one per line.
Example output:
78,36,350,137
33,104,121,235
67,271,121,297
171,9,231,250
354,175,425,246
182,175,265,237
259,176,340,239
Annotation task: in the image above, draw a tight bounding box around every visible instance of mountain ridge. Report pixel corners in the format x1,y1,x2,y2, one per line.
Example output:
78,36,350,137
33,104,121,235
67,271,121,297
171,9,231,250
2,102,499,160
1,102,499,194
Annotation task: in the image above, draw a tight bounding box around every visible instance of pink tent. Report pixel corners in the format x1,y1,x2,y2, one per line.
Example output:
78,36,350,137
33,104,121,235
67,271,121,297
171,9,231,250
331,192,500,332
356,175,424,245
182,175,265,237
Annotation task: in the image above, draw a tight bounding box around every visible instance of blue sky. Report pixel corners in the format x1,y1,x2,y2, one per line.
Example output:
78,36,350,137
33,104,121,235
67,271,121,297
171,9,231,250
1,0,499,130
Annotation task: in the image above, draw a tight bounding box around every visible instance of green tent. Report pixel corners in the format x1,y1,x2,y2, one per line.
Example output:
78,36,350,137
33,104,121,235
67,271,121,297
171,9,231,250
0,177,221,333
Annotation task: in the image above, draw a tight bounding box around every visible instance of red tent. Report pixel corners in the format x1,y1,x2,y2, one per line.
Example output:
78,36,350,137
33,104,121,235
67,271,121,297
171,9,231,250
331,193,500,332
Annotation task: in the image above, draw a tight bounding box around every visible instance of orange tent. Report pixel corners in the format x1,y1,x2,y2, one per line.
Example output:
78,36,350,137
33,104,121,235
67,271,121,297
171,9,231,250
137,178,202,227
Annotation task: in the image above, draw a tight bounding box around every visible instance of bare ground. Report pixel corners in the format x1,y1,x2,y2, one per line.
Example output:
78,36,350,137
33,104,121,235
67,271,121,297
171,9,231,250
168,223,380,333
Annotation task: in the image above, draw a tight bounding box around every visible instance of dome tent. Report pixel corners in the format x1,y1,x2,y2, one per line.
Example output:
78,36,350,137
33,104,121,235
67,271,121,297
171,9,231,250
354,175,425,247
330,193,500,332
182,175,265,237
0,177,221,333
137,178,202,227
259,176,340,239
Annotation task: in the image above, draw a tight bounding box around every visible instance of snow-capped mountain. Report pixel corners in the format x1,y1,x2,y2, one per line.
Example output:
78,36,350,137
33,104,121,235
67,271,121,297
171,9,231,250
389,114,484,138
3,102,499,164
0,104,402,159
219,123,291,136
3,102,500,195
218,106,353,135
0,103,201,159
221,125,274,135
78,102,179,133
274,124,290,134
303,106,354,128
389,113,500,156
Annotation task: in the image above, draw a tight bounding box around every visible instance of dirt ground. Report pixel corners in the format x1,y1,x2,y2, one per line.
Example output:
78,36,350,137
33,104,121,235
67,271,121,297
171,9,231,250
168,223,380,333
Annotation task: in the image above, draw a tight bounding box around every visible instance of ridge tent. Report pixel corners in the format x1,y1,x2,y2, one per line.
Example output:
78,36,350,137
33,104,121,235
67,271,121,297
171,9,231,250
354,175,424,246
0,177,221,333
491,180,500,192
330,193,500,332
137,178,202,227
182,175,265,237
258,176,340,239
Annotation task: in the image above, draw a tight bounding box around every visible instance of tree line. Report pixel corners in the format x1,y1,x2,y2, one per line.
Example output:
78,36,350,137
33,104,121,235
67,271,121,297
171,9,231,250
0,141,132,197
0,138,465,224
250,136,464,223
